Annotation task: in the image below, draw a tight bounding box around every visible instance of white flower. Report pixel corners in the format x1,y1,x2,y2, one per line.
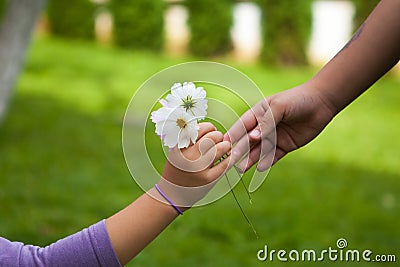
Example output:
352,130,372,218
151,107,199,149
164,82,208,119
151,82,208,149
151,106,169,123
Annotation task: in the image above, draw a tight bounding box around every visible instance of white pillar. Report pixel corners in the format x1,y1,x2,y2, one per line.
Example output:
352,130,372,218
164,4,189,55
308,0,355,66
231,2,262,63
95,9,113,45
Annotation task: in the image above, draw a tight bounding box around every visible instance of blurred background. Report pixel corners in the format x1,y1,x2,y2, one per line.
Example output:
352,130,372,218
0,0,399,266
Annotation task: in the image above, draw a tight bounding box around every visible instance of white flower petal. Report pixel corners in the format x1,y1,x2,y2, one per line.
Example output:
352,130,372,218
171,83,183,97
187,123,199,144
171,87,184,99
186,82,196,92
194,87,206,99
163,123,180,147
165,93,181,108
165,82,208,118
171,83,182,92
192,98,208,118
177,130,190,148
153,108,197,148
159,99,169,107
151,107,171,123
182,82,189,97
152,82,207,148
164,132,178,148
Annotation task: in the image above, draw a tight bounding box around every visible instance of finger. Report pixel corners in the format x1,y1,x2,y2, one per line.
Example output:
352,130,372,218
197,122,217,141
208,154,232,181
238,98,280,168
229,133,251,163
225,98,274,142
198,131,223,154
230,122,267,160
226,100,275,154
224,108,257,143
237,143,261,173
211,140,231,164
256,150,276,172
257,107,277,142
237,132,276,172
249,127,262,142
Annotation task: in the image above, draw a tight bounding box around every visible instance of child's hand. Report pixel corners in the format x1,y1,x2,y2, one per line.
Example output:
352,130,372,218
162,122,232,187
152,122,232,208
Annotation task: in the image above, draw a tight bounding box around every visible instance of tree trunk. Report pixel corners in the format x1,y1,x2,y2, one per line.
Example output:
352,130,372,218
0,0,45,123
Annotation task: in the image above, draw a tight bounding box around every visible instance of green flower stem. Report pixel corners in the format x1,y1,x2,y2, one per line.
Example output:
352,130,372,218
220,154,258,238
234,165,253,204
224,172,258,238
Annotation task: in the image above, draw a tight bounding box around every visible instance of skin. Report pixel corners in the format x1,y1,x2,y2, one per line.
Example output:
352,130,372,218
225,0,400,172
106,122,231,265
104,1,400,264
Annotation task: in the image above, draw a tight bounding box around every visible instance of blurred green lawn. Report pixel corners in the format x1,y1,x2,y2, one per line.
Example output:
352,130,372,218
0,37,399,266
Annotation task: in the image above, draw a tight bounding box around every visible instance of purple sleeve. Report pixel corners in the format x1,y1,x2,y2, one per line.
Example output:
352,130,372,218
0,220,122,267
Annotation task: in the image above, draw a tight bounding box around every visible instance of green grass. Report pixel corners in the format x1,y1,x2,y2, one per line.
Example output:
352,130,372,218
0,37,399,266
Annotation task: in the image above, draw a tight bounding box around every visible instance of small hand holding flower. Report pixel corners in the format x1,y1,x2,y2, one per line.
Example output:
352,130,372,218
150,82,231,208
162,122,231,187
150,122,231,209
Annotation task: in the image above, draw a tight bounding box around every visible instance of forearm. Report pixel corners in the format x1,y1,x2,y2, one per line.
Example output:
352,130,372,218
105,190,179,265
309,0,400,114
105,124,230,265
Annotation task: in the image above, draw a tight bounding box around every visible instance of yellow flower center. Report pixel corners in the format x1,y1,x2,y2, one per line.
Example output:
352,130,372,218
176,118,187,129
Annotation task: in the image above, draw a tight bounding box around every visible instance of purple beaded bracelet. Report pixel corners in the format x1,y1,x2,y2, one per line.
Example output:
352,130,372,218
155,184,183,215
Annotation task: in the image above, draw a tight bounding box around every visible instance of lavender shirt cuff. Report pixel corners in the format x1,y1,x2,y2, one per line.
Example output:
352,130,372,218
0,220,122,267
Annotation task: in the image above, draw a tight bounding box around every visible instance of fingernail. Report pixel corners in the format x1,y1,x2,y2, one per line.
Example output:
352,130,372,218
223,134,230,142
257,164,269,172
237,164,245,173
250,129,260,138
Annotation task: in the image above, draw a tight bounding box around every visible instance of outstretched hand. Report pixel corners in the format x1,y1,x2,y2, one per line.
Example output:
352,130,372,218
224,83,336,173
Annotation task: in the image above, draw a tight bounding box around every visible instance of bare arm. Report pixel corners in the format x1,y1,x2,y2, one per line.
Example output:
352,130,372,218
105,192,178,265
106,123,231,265
311,0,400,113
226,0,400,172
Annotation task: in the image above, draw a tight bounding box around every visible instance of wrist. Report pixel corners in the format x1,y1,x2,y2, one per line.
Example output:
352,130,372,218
304,79,341,117
147,187,188,215
147,177,217,212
